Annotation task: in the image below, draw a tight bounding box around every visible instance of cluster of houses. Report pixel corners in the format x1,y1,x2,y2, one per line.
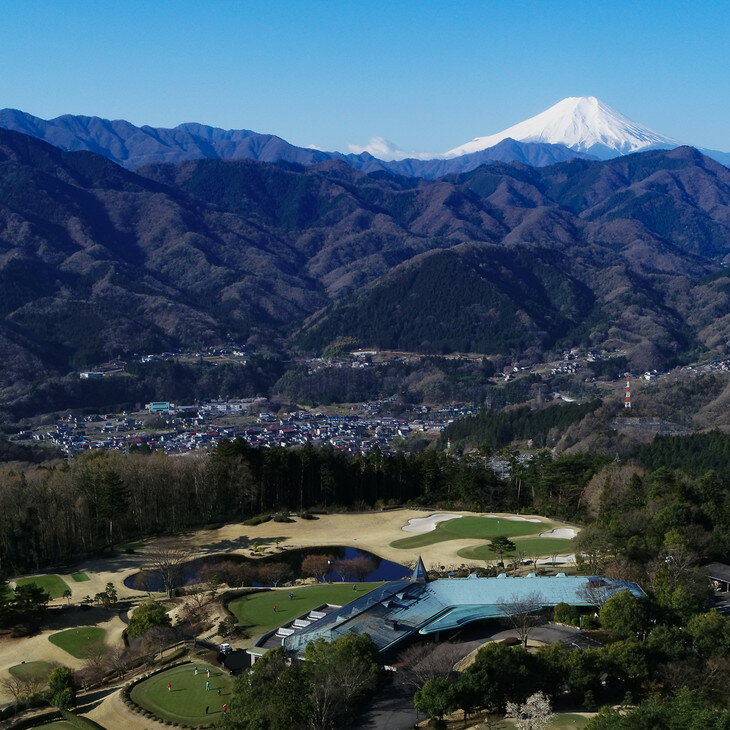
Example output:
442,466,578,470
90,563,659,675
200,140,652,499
13,401,473,457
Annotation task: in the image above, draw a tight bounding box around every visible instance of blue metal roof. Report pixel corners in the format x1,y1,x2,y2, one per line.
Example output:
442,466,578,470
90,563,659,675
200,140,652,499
277,574,645,656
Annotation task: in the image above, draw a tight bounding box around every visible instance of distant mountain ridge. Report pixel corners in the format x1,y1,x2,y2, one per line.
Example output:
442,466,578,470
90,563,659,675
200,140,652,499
0,108,593,176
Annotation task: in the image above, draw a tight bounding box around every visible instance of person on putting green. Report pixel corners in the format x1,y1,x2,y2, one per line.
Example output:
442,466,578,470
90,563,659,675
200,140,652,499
206,668,210,678
194,666,198,675
205,680,210,691
167,682,172,692
273,604,277,612
288,592,294,600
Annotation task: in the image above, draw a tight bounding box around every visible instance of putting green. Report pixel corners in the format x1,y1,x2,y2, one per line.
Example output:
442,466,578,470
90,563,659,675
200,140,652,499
14,574,70,599
457,536,575,560
48,626,106,659
8,660,55,683
130,662,234,725
70,572,90,582
228,583,382,638
391,515,554,549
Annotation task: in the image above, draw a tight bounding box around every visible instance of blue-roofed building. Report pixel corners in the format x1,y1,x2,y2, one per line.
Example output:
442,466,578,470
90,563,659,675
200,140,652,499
247,558,645,662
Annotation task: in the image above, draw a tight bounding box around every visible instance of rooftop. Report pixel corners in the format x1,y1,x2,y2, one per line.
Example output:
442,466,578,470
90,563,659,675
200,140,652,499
249,562,645,658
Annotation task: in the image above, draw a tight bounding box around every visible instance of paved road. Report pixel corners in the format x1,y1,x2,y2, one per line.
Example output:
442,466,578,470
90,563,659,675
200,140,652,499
354,681,419,730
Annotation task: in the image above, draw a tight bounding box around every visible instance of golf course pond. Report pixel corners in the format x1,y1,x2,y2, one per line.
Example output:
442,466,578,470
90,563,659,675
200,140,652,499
124,546,408,592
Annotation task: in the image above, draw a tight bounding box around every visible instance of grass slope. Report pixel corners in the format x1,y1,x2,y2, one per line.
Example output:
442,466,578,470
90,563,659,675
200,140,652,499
457,536,575,560
48,627,106,659
390,516,552,549
70,572,90,582
130,662,234,725
228,583,382,638
14,574,70,599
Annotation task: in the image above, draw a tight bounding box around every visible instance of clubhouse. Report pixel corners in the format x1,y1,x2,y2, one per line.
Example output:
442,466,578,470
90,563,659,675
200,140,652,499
247,557,645,661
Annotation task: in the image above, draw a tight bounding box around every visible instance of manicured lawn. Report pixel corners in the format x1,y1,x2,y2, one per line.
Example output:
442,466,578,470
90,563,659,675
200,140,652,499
228,583,382,638
8,660,56,682
130,662,234,725
48,627,106,659
33,723,78,729
70,572,90,582
14,574,70,599
391,515,553,549
457,536,575,561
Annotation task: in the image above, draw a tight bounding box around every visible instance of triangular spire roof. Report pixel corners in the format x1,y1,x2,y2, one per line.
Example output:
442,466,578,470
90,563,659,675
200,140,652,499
411,556,428,582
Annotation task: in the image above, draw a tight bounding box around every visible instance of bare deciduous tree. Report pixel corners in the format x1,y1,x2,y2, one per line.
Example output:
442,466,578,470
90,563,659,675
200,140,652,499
257,562,291,587
496,592,546,648
301,554,333,583
0,673,46,709
394,641,464,692
146,539,192,598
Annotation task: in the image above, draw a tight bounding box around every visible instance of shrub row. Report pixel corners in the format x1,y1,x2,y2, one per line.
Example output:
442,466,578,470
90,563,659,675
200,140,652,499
243,513,271,526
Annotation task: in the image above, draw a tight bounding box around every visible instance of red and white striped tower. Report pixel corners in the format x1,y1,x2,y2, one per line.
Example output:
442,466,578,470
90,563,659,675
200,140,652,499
624,374,632,410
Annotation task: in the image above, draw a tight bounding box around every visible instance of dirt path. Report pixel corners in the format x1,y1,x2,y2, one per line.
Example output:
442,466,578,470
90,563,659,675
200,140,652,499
84,687,168,729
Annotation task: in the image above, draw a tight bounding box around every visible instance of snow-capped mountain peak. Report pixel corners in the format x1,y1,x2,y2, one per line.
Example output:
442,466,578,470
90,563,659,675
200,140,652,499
444,96,680,160
347,136,435,161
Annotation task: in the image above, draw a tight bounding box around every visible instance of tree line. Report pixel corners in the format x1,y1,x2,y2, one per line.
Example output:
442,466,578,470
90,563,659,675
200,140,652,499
0,439,605,575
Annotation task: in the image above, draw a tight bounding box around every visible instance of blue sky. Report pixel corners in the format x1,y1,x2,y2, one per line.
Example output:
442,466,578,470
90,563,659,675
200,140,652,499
0,0,727,153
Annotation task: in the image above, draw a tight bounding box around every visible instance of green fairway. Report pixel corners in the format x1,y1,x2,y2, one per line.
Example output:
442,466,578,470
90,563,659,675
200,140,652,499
48,627,106,658
70,572,90,582
391,515,553,549
130,662,234,725
457,536,575,561
8,660,56,683
14,574,70,599
228,583,382,638
33,722,77,729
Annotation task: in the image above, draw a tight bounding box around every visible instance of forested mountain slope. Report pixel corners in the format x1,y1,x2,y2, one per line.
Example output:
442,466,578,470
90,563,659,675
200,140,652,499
1,129,729,395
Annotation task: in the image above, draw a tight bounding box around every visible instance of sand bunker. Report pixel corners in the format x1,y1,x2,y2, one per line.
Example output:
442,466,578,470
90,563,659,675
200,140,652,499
402,513,462,533
483,514,542,523
539,527,578,539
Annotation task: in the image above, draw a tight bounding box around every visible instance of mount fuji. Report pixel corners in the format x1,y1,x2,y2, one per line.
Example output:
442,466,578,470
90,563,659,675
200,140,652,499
443,96,729,164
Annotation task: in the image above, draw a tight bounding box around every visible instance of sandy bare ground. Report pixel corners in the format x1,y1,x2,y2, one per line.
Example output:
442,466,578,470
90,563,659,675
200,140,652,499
401,513,463,533
84,686,168,729
0,608,126,702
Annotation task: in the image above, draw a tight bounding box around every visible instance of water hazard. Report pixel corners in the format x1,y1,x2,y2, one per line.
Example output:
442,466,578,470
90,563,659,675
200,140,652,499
123,546,409,592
